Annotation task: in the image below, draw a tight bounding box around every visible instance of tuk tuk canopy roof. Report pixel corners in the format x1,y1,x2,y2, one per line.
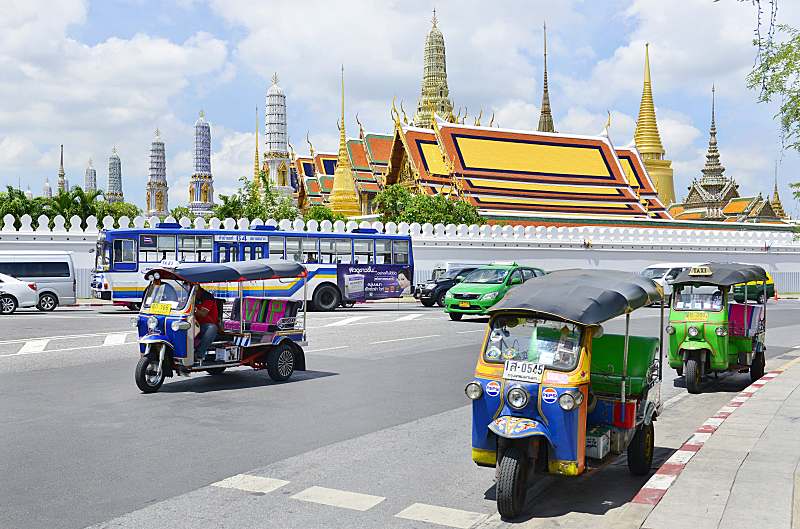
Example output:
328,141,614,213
672,262,767,287
487,269,663,325
144,259,306,284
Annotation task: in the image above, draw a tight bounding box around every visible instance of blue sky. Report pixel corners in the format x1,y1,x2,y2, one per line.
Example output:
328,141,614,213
1,0,799,217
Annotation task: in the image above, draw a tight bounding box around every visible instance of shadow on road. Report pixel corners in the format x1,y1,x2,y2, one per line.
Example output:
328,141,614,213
158,368,337,393
487,446,677,523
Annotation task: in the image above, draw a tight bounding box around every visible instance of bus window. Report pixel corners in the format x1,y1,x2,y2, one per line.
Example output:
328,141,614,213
157,235,176,261
393,240,409,265
197,236,212,262
178,235,196,262
269,237,285,259
286,238,302,262
303,238,319,263
139,234,160,262
376,240,392,264
320,239,335,264
335,239,352,264
113,239,136,264
253,245,264,259
354,239,374,264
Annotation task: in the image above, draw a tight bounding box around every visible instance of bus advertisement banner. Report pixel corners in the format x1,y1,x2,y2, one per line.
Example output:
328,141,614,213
337,264,413,301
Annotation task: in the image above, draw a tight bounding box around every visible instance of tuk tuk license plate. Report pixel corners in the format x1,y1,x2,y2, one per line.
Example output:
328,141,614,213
148,302,172,315
458,301,470,308
503,360,545,383
686,311,709,322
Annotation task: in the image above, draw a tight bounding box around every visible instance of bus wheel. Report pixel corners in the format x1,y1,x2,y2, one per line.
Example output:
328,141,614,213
685,358,702,394
312,285,340,312
496,446,528,519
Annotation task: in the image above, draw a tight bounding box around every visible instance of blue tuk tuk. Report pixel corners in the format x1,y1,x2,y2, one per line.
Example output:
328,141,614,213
134,259,307,393
465,270,665,518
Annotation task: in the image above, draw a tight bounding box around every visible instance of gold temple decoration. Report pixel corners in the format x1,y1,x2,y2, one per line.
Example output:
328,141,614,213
328,66,362,217
413,9,454,126
474,108,483,126
634,43,675,205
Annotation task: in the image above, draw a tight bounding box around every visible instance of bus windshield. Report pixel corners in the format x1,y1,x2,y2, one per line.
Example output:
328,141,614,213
142,280,192,311
484,317,582,372
95,240,109,271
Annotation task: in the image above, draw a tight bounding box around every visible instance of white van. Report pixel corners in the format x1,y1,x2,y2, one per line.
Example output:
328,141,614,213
641,262,702,296
0,251,77,310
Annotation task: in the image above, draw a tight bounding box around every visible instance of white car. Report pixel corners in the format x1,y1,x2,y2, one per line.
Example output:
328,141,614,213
641,263,702,296
0,272,38,314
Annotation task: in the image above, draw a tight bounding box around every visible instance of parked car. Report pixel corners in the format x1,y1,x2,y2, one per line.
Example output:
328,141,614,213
0,273,38,314
444,263,545,320
733,271,775,303
641,262,700,297
416,266,479,307
0,251,76,311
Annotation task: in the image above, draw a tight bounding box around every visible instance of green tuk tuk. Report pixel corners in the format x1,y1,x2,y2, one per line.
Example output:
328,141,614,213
667,263,768,394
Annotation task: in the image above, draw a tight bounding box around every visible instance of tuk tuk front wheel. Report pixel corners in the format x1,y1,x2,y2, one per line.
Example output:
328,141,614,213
135,354,165,393
627,422,654,476
266,343,295,382
685,358,702,394
496,446,529,519
750,352,765,382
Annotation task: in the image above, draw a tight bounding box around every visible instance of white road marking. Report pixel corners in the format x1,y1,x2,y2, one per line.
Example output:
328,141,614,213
642,473,677,490
717,406,737,414
0,331,131,345
394,313,423,321
371,334,440,345
663,391,690,409
211,474,289,494
456,329,485,334
291,486,385,511
0,341,137,358
793,344,800,349
17,339,49,354
325,316,369,327
395,503,488,529
306,345,348,353
666,449,697,465
102,333,128,346
687,432,712,445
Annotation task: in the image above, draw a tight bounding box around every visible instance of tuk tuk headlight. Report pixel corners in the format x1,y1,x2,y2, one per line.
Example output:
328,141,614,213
688,326,700,337
715,326,727,337
666,325,675,335
147,316,158,331
465,382,483,400
558,390,583,411
171,320,191,332
507,387,529,409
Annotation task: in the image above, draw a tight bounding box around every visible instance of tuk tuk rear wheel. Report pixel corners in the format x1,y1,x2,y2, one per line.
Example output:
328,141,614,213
496,447,528,519
135,354,165,393
627,422,654,475
750,352,765,382
267,343,295,382
685,358,702,394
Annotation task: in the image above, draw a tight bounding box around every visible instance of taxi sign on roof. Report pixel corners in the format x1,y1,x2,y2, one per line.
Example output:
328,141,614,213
689,266,712,277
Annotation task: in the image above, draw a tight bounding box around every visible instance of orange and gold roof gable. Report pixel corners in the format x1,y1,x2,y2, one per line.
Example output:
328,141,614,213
314,153,338,176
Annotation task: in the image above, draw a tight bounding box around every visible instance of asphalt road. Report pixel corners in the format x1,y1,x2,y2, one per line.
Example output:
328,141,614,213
1,300,798,529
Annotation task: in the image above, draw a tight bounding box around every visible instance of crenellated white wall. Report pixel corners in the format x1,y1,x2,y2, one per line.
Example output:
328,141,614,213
3,214,800,297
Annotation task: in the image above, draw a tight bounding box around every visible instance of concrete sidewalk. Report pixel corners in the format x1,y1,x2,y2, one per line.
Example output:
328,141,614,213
641,358,800,529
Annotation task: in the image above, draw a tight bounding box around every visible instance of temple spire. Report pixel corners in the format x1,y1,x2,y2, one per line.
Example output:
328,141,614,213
633,43,675,205
413,10,454,126
328,66,361,217
771,165,787,218
57,144,66,193
700,85,726,184
537,22,555,133
253,106,261,184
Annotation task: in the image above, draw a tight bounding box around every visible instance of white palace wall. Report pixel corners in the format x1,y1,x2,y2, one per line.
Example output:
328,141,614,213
2,213,800,298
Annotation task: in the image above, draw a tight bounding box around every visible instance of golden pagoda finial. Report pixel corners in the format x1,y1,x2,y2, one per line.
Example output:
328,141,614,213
634,43,665,155
328,65,361,217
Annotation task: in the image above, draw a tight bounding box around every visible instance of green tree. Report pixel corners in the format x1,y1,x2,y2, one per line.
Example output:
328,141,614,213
374,184,483,225
303,205,347,223
0,186,48,228
94,200,142,225
169,206,195,221
214,176,300,221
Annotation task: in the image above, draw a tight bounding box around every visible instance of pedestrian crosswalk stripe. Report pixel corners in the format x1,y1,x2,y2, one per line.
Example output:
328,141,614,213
291,485,385,511
102,333,128,346
395,503,488,529
211,474,289,494
325,316,369,327
394,313,423,321
17,339,49,354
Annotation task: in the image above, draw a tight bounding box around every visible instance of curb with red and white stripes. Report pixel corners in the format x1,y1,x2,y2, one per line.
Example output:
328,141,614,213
631,367,787,506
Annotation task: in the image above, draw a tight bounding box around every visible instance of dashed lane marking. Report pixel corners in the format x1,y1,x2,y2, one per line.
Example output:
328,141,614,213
0,341,137,358
16,339,49,354
211,474,289,494
102,333,128,346
456,329,485,334
0,331,131,345
291,485,385,511
306,345,348,353
395,503,489,529
371,334,440,345
325,316,369,327
394,313,423,321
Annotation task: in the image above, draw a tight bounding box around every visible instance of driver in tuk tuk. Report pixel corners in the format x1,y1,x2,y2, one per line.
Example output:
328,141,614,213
194,288,219,361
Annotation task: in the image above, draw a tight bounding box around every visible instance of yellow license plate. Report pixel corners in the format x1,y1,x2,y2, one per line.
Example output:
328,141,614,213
148,302,173,315
459,301,470,308
686,311,708,322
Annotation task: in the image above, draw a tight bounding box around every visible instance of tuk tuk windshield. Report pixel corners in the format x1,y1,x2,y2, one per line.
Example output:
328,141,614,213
485,317,582,371
673,285,723,311
142,280,192,311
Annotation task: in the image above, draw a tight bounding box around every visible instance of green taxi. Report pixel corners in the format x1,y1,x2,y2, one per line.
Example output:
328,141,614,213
443,263,545,320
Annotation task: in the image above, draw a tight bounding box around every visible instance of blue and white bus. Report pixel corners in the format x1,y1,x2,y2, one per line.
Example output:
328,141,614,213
92,223,414,311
